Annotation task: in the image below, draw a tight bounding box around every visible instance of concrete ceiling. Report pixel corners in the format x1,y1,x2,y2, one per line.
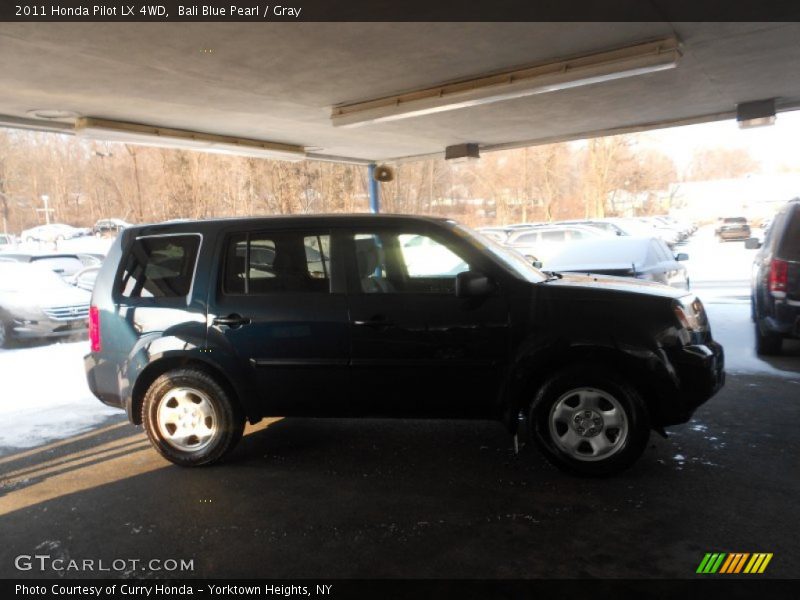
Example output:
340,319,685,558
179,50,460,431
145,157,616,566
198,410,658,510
0,22,799,163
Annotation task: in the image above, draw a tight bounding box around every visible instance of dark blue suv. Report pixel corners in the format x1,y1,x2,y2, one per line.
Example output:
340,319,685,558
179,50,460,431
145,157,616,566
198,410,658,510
85,215,724,476
747,198,800,354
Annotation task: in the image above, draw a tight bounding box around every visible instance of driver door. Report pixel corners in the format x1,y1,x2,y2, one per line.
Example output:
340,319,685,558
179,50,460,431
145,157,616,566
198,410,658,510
345,226,511,418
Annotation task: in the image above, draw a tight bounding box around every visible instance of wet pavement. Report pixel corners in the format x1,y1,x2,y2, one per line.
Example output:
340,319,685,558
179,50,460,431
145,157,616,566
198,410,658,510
0,226,797,579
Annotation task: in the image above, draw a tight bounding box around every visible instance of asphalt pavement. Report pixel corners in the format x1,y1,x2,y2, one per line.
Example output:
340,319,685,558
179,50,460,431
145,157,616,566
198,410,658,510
0,227,797,579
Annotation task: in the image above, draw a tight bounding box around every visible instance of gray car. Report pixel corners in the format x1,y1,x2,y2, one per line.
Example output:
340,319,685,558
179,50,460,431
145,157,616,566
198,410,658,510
0,262,91,347
543,236,690,290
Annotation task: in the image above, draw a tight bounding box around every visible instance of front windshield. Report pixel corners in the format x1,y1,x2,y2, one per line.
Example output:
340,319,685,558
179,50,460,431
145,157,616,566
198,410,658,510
453,223,546,283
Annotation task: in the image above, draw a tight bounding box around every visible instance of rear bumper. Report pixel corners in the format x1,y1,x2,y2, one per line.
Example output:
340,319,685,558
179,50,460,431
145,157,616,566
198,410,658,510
719,230,750,240
658,340,725,426
761,302,800,338
84,353,126,411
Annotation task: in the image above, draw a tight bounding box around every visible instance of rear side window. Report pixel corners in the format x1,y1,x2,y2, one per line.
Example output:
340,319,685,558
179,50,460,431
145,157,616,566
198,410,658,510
118,235,200,299
223,231,331,294
541,230,566,242
777,207,800,261
514,232,538,244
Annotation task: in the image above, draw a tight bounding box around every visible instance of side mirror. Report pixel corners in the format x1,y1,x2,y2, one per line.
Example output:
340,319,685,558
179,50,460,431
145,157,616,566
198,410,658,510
675,253,689,262
744,238,762,250
532,260,543,269
455,270,495,298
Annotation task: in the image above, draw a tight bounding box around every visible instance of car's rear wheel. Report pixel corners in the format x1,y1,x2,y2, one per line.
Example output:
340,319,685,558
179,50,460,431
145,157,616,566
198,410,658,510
142,368,244,467
755,321,782,355
528,365,650,476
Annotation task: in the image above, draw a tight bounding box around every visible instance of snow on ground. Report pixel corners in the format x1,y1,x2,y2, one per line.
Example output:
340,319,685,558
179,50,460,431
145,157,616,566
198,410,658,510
0,340,121,450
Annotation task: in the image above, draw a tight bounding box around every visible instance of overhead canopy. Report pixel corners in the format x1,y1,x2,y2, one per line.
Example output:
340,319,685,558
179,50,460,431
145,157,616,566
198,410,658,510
0,22,799,163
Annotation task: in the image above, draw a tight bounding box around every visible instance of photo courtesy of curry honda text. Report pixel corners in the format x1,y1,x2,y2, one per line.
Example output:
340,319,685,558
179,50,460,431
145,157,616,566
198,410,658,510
84,215,725,476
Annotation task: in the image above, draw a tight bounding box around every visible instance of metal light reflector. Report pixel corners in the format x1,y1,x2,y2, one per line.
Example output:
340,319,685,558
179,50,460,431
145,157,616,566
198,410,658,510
74,117,306,161
331,38,681,128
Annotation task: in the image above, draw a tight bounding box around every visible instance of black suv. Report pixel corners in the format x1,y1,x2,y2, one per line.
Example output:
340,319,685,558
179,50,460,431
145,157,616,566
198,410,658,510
747,199,800,354
85,215,724,476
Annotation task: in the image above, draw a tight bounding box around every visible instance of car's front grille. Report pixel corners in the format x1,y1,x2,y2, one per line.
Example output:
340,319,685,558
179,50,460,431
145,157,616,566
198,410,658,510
43,304,90,321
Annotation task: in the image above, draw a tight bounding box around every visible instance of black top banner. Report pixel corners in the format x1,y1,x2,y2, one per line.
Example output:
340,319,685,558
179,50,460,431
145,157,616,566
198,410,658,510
2,0,800,22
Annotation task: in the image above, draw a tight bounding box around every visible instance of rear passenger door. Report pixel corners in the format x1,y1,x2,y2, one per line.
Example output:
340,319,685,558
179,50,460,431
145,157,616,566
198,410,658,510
209,228,350,417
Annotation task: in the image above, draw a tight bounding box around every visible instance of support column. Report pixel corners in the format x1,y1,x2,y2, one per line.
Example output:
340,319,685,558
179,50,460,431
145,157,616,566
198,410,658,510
367,163,380,214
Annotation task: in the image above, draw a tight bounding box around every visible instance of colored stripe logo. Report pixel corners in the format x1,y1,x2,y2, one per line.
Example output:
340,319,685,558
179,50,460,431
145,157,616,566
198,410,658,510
696,552,773,574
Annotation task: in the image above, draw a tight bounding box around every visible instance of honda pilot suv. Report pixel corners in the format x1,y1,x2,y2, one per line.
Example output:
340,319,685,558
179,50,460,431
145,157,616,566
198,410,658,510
85,215,724,476
747,198,800,354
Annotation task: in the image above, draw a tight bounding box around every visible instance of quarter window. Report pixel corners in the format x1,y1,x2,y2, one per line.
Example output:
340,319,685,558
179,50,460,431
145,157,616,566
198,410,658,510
118,235,200,299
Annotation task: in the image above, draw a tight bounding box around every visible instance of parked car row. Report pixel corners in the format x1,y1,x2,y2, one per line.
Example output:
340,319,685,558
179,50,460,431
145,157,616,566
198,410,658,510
480,215,695,249
479,216,695,291
15,218,131,244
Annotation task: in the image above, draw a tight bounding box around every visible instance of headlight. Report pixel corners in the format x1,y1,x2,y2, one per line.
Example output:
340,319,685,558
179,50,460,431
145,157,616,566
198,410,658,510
673,296,707,332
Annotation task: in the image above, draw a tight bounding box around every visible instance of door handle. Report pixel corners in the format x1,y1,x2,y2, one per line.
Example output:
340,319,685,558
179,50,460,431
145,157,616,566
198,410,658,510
213,314,251,329
353,318,395,329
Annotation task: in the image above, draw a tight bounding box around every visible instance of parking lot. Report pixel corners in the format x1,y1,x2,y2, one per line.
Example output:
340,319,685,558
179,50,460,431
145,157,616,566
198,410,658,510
0,225,798,579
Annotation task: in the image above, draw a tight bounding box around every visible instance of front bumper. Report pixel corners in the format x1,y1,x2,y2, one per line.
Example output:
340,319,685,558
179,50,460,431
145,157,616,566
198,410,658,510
659,340,725,426
11,317,87,339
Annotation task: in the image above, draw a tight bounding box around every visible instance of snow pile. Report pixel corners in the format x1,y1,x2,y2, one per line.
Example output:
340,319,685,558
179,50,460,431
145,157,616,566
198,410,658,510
0,341,120,450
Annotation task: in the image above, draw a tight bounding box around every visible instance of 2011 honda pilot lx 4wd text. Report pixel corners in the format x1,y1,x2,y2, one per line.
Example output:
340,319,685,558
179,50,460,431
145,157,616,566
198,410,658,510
85,215,724,476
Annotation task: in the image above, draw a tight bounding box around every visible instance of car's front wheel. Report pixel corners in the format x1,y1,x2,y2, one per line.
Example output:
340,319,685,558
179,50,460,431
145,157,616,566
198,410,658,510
528,365,650,476
142,368,244,467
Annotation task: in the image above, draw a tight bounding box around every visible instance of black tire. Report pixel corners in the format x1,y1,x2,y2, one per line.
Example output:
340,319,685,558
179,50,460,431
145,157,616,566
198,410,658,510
142,368,244,467
755,321,782,355
528,364,650,477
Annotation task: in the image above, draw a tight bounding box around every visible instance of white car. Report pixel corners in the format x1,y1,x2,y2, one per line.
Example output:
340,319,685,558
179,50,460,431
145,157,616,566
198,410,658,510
20,223,84,243
504,224,611,263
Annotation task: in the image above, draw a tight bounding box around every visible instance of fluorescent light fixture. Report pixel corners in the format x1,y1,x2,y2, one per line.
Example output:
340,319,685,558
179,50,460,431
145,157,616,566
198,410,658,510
737,99,776,129
74,117,306,161
331,38,681,128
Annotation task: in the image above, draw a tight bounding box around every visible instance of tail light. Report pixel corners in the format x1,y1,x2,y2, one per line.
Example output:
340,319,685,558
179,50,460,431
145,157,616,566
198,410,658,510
89,305,101,352
768,259,788,295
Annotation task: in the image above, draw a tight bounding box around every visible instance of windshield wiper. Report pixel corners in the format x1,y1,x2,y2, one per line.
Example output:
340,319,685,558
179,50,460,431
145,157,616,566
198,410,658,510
540,271,563,282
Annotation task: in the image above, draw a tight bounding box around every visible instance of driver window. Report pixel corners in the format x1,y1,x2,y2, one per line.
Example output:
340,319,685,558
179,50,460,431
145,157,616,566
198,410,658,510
398,234,470,279
351,231,471,294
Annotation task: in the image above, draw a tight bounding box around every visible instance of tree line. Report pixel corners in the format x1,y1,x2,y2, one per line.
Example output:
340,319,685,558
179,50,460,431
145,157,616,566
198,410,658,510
0,128,759,234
